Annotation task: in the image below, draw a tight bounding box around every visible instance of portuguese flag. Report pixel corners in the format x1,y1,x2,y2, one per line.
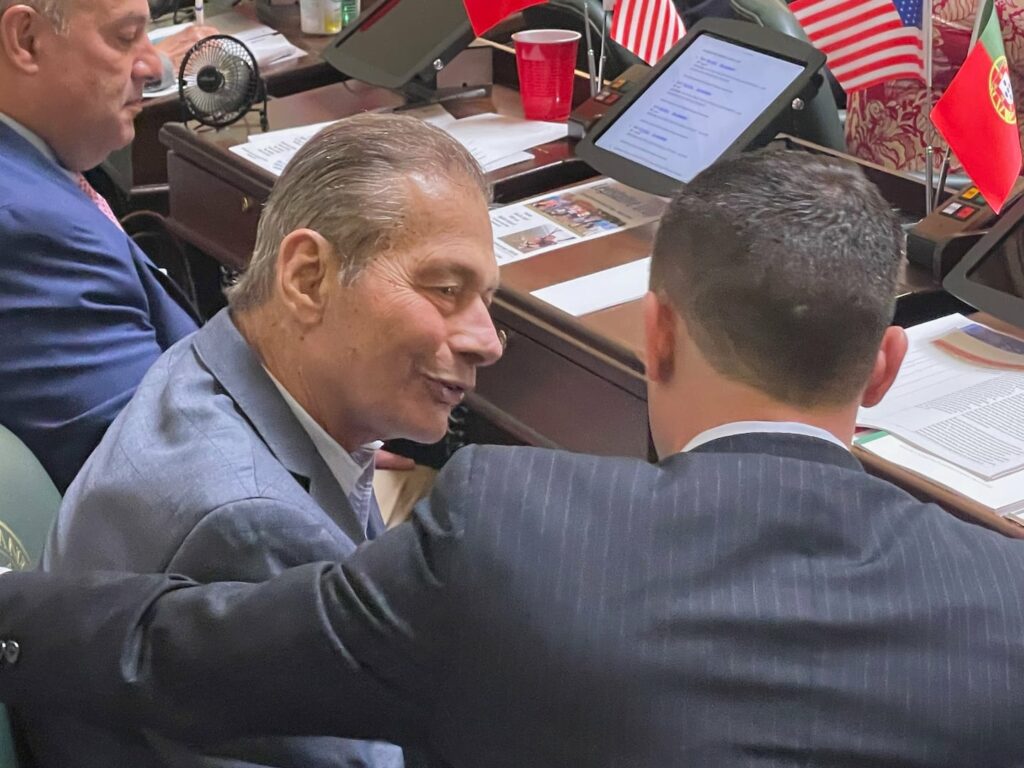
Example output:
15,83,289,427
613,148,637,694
462,0,548,35
931,0,1022,213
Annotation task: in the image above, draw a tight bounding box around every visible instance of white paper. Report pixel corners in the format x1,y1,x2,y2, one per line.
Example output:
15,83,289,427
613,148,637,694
532,257,651,317
490,178,666,265
857,432,1024,516
858,314,1024,480
483,151,534,172
440,114,567,169
227,105,453,174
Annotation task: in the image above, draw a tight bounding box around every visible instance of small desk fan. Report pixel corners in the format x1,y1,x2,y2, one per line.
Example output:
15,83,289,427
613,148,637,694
178,34,268,131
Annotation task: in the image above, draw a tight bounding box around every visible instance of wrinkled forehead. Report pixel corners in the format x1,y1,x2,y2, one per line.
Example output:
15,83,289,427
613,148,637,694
64,0,149,26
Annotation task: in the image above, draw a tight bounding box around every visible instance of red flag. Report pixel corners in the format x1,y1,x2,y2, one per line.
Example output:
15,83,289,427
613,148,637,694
462,0,548,36
789,0,924,93
610,0,685,65
931,3,1022,213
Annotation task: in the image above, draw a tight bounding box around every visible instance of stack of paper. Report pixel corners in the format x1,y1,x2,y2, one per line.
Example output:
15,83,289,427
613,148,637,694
856,314,1024,518
228,104,568,176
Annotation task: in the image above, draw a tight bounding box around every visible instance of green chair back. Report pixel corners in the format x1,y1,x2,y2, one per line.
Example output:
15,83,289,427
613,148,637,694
0,424,63,768
730,0,848,152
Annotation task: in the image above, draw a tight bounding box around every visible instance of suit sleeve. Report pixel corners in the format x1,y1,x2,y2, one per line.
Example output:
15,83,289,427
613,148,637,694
0,205,193,491
0,449,477,745
164,498,360,583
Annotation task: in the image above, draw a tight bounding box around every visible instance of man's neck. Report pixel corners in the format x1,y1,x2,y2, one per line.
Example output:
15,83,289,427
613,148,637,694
654,378,858,458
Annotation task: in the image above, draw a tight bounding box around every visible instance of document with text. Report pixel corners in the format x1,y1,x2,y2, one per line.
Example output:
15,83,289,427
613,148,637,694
857,314,1024,480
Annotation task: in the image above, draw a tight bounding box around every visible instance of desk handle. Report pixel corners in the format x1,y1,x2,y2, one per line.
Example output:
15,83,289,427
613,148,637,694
497,329,509,351
240,195,254,214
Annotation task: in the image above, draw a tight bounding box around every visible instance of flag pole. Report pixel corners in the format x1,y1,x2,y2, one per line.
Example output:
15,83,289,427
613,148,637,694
584,0,600,97
935,0,992,201
598,0,614,87
923,0,935,213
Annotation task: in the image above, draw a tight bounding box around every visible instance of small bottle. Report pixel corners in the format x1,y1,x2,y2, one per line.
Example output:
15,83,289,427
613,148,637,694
300,0,341,35
340,0,360,28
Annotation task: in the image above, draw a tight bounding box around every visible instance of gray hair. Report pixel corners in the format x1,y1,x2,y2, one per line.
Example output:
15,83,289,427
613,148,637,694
650,149,904,407
0,0,70,33
227,112,490,312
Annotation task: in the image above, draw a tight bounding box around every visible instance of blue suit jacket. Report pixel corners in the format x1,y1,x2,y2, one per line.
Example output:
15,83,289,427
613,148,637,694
3,436,1024,767
27,309,396,768
0,121,198,491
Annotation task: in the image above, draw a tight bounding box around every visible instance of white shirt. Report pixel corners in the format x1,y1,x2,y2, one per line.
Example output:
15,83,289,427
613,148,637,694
0,112,76,182
264,370,382,534
682,420,849,453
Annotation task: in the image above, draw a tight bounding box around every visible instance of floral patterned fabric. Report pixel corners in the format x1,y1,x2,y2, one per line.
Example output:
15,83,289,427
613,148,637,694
845,0,1024,172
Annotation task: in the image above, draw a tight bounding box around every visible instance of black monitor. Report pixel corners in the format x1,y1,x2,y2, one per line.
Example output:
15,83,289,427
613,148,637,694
944,195,1024,329
322,0,474,93
575,19,826,197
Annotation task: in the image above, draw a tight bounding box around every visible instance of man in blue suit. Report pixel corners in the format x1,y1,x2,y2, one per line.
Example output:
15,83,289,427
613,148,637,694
3,150,1024,767
0,0,201,491
24,113,503,768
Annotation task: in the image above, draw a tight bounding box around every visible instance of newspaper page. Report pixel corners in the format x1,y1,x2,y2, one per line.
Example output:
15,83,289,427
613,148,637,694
490,179,666,266
857,314,1024,480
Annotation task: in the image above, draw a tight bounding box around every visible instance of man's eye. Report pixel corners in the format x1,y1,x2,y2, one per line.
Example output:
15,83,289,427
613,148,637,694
436,286,459,297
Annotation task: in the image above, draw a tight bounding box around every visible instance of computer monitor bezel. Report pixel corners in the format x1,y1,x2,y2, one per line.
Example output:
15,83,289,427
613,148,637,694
943,194,1024,330
321,0,474,92
575,19,827,197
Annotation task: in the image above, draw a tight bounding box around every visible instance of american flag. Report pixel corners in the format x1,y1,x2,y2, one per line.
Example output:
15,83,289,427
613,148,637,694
610,0,686,66
789,0,925,93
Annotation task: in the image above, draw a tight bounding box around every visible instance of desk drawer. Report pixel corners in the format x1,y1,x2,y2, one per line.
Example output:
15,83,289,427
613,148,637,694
168,154,262,270
474,322,650,459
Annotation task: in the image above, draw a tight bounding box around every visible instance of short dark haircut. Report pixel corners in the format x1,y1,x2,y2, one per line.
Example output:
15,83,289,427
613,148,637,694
649,149,903,407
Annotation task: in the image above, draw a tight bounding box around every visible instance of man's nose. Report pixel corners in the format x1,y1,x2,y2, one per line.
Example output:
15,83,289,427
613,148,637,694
452,298,504,368
134,39,164,83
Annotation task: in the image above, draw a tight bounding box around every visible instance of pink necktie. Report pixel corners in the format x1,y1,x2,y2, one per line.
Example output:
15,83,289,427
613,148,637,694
75,173,123,231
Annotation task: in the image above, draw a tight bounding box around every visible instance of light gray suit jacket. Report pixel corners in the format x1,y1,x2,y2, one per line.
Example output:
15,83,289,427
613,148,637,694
24,308,396,768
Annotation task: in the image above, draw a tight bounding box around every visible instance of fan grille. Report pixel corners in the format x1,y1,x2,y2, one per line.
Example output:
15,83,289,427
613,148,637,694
179,35,261,128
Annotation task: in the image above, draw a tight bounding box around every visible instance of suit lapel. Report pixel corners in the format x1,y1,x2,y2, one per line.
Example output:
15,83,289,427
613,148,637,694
0,123,202,325
193,310,367,544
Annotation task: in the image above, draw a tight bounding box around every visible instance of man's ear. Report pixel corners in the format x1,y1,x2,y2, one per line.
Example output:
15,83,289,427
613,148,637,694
275,229,335,325
0,6,46,73
861,326,908,408
642,290,677,385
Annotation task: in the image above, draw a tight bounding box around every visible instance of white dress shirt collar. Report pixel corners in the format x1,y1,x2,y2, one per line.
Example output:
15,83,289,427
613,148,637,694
682,420,849,454
0,112,75,181
263,368,381,526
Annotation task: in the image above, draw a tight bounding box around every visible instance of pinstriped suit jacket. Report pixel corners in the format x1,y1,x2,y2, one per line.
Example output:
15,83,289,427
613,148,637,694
2,434,1024,767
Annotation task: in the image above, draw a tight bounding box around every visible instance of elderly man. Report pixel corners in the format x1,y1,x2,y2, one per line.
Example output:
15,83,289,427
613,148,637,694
4,151,1024,767
21,113,502,768
0,0,213,492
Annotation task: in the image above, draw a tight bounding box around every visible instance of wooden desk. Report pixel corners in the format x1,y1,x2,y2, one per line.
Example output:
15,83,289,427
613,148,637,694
161,43,1000,532
109,0,343,206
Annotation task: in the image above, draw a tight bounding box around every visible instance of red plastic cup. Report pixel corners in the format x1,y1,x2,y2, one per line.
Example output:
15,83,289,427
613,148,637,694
512,29,581,122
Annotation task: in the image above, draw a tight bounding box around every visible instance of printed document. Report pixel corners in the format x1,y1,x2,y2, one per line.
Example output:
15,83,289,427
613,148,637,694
490,179,665,265
857,314,1024,480
228,106,565,177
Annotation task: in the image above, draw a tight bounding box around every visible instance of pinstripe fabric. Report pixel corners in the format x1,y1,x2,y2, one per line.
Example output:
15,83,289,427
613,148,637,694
2,433,1024,767
403,434,1024,766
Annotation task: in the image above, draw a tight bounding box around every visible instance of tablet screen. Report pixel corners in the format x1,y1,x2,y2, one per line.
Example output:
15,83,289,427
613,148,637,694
594,34,804,183
967,227,1024,299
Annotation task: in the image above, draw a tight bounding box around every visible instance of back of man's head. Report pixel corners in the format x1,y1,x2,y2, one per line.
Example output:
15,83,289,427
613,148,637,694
649,149,903,408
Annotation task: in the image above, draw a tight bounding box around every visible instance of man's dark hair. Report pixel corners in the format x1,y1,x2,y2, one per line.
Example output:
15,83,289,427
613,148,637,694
649,149,903,407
